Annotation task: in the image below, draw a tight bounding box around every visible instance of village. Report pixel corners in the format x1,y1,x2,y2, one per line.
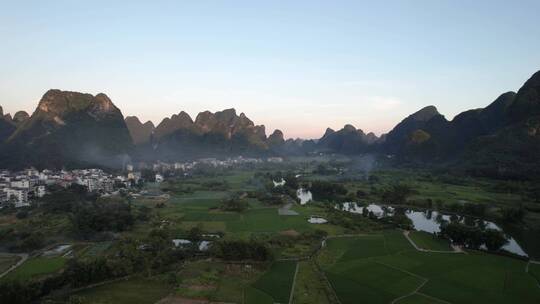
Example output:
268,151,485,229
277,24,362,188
0,168,124,208
0,156,284,209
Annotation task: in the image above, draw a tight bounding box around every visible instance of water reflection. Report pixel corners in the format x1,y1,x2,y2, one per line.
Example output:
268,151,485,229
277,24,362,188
296,188,313,205
337,202,528,257
308,216,328,224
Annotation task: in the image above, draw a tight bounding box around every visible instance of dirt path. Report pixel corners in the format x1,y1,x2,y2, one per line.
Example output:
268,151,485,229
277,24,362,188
288,262,300,304
311,233,454,304
0,253,28,279
525,261,540,289
278,203,299,216
378,261,452,304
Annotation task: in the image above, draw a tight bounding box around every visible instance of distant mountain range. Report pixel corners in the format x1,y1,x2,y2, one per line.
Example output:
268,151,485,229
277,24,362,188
128,108,284,161
1,70,539,179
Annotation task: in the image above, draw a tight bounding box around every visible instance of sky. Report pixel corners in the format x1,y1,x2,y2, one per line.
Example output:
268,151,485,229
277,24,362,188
1,1,539,139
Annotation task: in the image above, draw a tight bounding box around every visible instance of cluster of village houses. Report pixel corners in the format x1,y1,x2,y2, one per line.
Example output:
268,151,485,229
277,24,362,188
134,156,283,173
0,156,284,209
0,168,130,208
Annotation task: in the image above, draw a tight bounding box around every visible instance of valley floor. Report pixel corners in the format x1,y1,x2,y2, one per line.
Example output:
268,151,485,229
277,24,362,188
2,163,540,303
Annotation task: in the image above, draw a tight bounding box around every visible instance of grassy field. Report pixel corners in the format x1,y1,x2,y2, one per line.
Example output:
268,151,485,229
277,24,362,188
317,232,540,304
409,231,452,251
244,286,274,304
72,276,172,304
227,208,312,233
132,174,344,240
0,255,20,274
3,257,66,281
292,261,331,304
249,260,297,304
529,263,540,286
343,169,528,210
175,260,263,303
395,293,449,304
83,241,114,257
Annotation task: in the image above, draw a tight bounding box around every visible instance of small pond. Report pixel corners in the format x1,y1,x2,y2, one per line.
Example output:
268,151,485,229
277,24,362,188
43,244,72,257
273,178,286,187
308,216,328,224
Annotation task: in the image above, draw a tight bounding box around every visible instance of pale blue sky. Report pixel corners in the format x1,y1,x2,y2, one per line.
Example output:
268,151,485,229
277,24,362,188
1,0,539,138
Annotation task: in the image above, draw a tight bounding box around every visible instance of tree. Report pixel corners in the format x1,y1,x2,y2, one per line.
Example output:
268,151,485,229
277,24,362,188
482,229,508,251
391,214,413,229
0,280,40,304
309,180,348,201
220,198,248,212
439,222,482,249
381,184,417,205
356,189,368,198
71,198,134,236
17,232,45,251
501,206,525,223
187,226,203,243
212,240,272,261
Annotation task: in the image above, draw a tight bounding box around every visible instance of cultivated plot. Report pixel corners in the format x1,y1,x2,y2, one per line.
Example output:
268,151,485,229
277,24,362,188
318,232,540,304
247,260,297,304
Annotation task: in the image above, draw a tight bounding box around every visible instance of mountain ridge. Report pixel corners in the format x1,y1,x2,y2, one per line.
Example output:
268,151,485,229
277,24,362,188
0,89,133,169
2,69,540,178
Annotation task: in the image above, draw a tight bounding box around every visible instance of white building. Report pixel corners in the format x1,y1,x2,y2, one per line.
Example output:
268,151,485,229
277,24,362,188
0,190,7,204
11,180,30,189
127,172,141,183
4,188,29,207
155,174,164,183
36,185,46,198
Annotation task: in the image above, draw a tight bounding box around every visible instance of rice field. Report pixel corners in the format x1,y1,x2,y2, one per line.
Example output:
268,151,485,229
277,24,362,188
2,257,66,281
71,276,172,304
408,231,452,251
248,260,297,304
317,231,540,304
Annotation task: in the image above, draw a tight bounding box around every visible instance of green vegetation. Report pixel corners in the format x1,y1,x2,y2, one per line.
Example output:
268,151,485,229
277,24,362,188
212,239,272,261
0,255,20,274
396,293,449,304
250,260,297,304
529,263,540,285
318,232,540,304
83,241,113,257
2,257,66,281
409,231,451,251
72,276,172,304
293,261,332,304
227,208,311,233
244,286,274,304
1,163,540,303
439,222,508,251
174,260,264,303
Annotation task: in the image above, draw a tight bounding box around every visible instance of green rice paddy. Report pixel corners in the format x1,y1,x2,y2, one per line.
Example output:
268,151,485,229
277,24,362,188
249,260,297,304
409,231,452,251
2,257,66,281
318,232,540,304
72,276,172,304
